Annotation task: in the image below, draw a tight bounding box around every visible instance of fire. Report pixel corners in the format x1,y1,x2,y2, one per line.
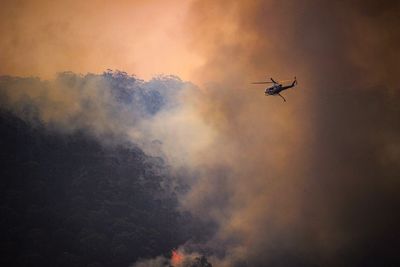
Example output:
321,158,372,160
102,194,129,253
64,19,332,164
171,249,184,266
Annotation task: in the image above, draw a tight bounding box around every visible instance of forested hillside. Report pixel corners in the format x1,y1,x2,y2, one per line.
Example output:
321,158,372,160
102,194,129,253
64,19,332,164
0,72,212,267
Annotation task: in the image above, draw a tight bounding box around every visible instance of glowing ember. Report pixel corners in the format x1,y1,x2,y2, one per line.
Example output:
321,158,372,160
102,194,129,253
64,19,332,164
171,250,184,266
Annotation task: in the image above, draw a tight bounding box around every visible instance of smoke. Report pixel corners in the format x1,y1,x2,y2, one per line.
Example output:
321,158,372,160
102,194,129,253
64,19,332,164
0,71,215,169
170,0,400,266
131,256,169,267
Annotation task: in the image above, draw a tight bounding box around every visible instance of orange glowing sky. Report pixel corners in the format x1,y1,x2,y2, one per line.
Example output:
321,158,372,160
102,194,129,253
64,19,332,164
0,0,202,80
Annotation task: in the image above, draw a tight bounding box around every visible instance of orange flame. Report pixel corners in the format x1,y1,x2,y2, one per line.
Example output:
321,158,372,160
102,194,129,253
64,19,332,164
171,249,184,266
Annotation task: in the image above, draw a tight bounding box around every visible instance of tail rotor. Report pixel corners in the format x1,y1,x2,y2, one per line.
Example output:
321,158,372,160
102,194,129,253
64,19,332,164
294,76,298,86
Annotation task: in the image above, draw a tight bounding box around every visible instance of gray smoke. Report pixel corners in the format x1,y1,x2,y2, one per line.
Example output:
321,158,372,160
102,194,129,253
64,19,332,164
0,70,215,169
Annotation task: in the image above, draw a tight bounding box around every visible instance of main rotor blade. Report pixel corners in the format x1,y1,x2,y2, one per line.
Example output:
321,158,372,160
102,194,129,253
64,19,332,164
252,78,295,84
251,81,273,84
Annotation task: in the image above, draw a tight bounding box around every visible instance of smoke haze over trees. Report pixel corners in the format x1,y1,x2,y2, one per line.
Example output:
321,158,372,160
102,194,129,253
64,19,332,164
0,72,214,267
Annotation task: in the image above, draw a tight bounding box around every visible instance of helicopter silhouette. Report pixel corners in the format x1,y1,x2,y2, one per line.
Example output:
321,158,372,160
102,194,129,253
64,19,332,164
252,77,297,102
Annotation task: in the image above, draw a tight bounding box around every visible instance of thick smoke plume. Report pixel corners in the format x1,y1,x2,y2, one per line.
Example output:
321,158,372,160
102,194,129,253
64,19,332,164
176,0,400,266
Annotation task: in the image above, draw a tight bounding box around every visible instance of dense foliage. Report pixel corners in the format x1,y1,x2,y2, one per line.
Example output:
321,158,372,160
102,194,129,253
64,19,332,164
0,72,213,267
0,110,192,266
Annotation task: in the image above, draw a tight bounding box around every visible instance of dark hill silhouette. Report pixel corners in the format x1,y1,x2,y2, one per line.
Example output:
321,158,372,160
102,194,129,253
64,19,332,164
0,71,214,267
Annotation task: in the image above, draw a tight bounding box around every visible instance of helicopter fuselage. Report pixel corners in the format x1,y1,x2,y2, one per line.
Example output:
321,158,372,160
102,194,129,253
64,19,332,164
265,84,293,95
252,77,297,101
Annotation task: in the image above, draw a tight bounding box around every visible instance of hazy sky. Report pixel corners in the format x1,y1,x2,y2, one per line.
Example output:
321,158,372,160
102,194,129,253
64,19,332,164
0,0,202,80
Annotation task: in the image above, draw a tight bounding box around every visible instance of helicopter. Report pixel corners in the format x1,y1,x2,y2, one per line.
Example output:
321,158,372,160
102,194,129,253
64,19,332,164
252,77,297,102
